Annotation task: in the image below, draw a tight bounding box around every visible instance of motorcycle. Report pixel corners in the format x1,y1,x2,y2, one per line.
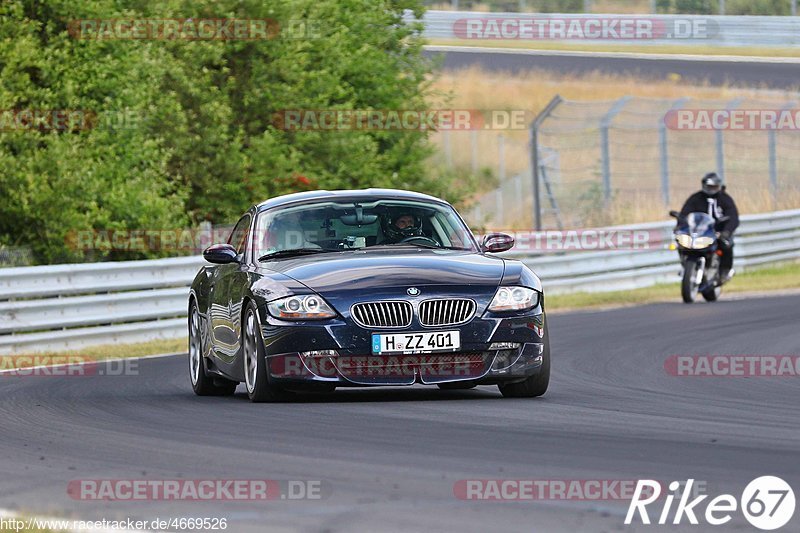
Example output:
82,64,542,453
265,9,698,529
669,210,730,304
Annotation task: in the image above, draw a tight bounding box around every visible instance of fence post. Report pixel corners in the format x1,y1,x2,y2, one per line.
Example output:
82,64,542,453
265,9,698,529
471,130,478,173
768,102,796,209
600,97,631,203
649,0,657,13
716,99,741,183
444,130,452,168
530,95,563,231
793,0,797,16
495,189,504,226
719,0,726,15
659,98,689,206
583,0,591,13
498,134,506,181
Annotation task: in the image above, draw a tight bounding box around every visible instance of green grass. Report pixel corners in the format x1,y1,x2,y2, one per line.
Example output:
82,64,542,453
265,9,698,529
428,38,800,59
547,260,800,312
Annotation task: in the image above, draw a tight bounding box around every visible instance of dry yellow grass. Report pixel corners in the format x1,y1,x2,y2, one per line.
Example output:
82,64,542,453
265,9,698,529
428,40,800,59
428,67,800,226
428,0,653,14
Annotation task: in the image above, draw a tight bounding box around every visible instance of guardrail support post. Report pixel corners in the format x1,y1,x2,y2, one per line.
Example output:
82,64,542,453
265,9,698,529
600,96,631,204
530,95,563,231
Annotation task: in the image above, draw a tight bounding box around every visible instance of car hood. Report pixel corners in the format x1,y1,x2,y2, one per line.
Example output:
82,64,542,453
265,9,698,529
258,249,505,294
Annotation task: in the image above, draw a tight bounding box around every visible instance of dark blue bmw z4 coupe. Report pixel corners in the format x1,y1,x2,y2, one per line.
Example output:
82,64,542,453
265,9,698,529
188,189,549,402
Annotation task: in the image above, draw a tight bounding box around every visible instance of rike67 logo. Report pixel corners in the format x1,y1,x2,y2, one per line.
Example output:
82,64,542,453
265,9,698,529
626,477,795,530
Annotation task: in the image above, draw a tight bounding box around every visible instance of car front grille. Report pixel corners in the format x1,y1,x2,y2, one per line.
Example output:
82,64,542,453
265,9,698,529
351,301,413,328
418,299,476,327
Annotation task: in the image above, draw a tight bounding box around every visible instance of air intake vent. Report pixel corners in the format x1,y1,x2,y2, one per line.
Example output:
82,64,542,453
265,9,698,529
351,301,413,328
419,299,475,327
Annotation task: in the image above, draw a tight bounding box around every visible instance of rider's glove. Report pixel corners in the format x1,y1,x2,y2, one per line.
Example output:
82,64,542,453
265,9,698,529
719,231,732,248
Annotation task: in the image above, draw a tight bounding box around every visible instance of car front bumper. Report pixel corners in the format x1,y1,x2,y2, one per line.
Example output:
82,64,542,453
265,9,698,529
257,308,547,387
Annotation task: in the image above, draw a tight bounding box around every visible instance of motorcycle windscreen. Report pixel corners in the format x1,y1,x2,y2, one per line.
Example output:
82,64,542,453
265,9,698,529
685,212,715,236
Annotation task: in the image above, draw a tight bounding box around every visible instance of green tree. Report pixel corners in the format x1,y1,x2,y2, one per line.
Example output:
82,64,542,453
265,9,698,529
1,0,444,264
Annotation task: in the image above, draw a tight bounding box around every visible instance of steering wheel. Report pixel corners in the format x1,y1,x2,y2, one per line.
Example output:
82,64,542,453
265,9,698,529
399,235,440,246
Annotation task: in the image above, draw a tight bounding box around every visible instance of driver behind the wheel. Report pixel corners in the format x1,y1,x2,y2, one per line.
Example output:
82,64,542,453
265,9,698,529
382,212,424,244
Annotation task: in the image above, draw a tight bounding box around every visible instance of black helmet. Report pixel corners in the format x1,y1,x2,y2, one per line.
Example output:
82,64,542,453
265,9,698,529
701,173,723,196
382,212,422,242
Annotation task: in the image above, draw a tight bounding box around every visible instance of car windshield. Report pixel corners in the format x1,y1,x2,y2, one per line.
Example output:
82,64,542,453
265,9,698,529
253,198,477,258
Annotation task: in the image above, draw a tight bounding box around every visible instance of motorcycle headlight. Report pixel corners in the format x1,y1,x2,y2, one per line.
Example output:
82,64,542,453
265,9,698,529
267,295,336,320
693,237,714,249
488,286,540,312
676,234,693,248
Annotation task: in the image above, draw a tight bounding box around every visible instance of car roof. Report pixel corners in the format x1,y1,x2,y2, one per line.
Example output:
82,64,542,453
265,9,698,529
255,189,448,212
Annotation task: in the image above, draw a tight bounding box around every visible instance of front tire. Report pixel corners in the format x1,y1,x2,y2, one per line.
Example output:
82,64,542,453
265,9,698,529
242,303,293,403
681,259,700,304
189,302,237,396
498,323,550,398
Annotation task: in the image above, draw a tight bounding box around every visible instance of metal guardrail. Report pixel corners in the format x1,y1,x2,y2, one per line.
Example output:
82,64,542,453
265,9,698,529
509,209,800,293
0,209,798,354
421,11,800,48
0,256,204,354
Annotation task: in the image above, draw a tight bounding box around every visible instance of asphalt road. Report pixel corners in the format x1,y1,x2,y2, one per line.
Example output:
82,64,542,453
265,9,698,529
1,293,799,532
425,47,800,89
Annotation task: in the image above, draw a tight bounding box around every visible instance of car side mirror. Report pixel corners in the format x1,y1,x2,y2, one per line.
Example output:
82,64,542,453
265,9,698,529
669,210,680,219
203,243,238,264
481,233,515,253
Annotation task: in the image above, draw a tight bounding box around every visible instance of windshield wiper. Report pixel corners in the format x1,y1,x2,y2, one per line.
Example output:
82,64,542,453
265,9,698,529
258,248,333,261
378,242,469,251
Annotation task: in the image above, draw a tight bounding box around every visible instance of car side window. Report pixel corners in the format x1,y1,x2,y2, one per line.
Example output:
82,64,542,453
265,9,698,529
228,214,252,256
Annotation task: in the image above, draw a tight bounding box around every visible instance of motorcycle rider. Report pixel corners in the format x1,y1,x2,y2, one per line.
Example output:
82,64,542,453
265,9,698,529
679,173,739,282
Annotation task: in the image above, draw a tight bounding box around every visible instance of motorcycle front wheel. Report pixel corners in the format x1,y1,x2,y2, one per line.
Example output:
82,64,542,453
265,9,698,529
681,258,700,304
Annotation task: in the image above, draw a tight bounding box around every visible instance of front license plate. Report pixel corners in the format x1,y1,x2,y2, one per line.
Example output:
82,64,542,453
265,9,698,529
371,331,461,355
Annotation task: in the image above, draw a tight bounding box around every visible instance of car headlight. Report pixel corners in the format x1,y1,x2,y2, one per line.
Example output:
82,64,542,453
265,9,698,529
267,295,337,320
692,237,714,249
487,286,540,312
675,234,693,248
